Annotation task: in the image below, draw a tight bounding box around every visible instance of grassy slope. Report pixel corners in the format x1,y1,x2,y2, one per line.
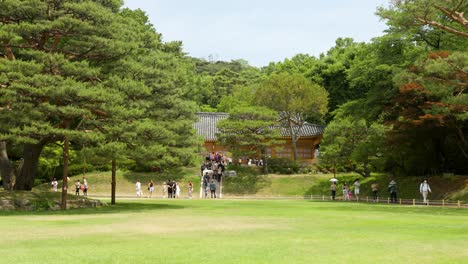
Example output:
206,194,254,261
0,199,467,264
35,169,468,200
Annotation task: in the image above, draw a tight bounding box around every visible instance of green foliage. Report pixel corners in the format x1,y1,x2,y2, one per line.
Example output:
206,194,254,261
320,112,387,177
222,165,269,194
217,105,280,160
377,0,468,47
266,157,300,174
187,58,263,109
255,72,328,160
385,51,468,174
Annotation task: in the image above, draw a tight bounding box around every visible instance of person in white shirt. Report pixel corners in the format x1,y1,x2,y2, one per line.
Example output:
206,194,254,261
51,178,58,192
419,180,432,204
353,179,361,200
175,183,181,198
135,180,142,198
83,177,88,196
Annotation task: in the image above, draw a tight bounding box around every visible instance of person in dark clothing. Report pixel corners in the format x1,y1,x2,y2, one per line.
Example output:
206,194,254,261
171,181,176,198
203,172,210,198
200,163,206,176
167,179,173,198
209,180,217,198
388,180,397,203
330,182,337,200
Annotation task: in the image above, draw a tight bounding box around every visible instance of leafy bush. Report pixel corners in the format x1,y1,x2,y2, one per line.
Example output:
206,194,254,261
266,157,300,174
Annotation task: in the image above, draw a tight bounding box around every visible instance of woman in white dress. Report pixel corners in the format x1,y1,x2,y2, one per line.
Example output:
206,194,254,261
175,183,181,198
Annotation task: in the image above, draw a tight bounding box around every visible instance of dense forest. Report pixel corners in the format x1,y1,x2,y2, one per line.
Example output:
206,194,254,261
1,0,467,193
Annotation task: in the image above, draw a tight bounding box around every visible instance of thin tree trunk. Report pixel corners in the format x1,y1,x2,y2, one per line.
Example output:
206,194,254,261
291,136,298,161
60,136,70,210
0,141,15,190
14,143,45,190
111,158,116,205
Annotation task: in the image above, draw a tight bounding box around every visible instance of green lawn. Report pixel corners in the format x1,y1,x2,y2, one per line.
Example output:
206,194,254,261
36,170,468,201
1,199,467,264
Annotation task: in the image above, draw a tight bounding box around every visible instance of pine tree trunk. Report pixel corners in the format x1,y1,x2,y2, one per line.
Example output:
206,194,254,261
111,158,116,205
60,137,70,210
0,141,15,190
14,143,45,190
292,136,298,161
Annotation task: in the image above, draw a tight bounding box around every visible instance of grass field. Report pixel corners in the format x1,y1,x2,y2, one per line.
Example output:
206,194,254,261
35,170,468,200
1,199,467,264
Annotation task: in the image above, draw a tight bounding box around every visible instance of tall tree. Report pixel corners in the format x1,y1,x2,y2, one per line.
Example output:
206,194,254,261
322,118,387,178
0,0,126,190
377,0,468,38
385,51,468,174
217,105,281,171
255,72,328,160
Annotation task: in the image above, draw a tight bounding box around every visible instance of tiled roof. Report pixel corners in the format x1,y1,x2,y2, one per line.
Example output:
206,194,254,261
194,112,230,141
194,112,324,141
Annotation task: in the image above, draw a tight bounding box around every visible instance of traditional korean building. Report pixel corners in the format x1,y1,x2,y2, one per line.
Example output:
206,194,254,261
193,112,324,163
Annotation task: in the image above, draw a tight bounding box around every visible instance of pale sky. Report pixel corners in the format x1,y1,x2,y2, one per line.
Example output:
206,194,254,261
123,0,390,67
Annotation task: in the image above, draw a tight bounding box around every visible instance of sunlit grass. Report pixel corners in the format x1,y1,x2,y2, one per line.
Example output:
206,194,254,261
1,199,467,264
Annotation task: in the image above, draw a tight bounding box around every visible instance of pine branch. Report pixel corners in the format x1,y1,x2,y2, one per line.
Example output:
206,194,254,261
415,16,468,37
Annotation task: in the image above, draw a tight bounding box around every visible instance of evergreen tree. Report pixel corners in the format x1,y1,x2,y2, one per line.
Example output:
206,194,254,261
255,72,328,160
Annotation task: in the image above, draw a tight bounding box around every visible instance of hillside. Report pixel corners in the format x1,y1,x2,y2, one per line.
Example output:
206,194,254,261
34,169,468,201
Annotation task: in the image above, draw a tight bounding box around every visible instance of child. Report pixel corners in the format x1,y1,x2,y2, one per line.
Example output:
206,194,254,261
75,180,81,195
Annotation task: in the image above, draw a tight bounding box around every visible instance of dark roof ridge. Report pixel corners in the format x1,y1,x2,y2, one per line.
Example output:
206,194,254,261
195,112,229,115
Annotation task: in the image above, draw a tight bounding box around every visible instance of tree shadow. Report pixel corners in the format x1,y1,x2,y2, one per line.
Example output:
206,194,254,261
305,200,468,216
0,191,185,216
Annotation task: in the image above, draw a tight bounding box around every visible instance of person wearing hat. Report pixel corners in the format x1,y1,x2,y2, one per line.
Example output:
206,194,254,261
419,180,432,204
388,180,397,203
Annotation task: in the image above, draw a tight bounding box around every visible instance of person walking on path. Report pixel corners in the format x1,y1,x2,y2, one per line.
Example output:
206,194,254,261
330,182,337,200
162,182,167,198
171,180,177,198
209,180,217,198
388,180,397,203
75,180,81,196
342,183,349,201
135,180,142,197
82,177,88,196
419,180,432,204
353,179,360,200
188,181,193,199
371,182,378,202
175,183,181,198
51,178,58,192
167,179,173,198
147,180,154,198
203,173,210,198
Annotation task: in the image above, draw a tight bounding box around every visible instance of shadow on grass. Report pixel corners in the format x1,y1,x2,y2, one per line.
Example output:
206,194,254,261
0,201,185,216
305,200,468,216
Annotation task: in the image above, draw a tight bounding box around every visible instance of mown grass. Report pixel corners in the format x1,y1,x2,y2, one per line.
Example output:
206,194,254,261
0,199,467,264
35,169,468,201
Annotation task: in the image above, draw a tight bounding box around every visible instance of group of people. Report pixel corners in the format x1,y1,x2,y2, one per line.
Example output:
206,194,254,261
330,179,364,201
202,171,219,198
74,178,88,196
330,179,432,204
51,177,88,196
205,151,231,165
239,157,263,167
135,179,194,199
